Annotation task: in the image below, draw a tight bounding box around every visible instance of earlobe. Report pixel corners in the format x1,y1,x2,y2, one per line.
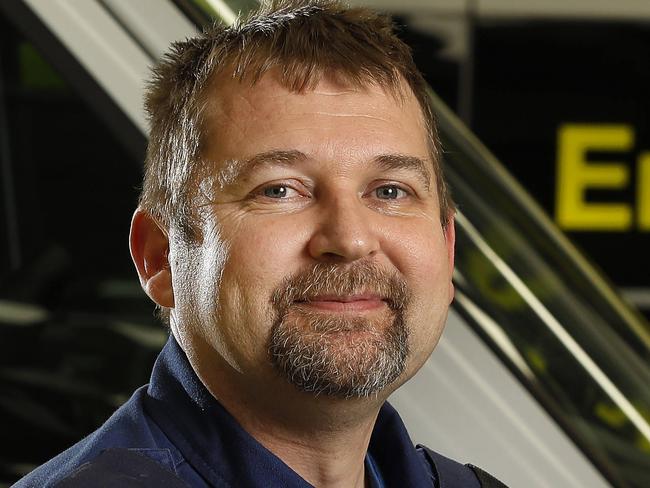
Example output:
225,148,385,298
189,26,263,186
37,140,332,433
129,209,175,308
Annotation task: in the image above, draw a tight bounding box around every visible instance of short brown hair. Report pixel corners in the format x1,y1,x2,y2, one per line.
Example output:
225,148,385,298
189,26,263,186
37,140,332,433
140,0,454,238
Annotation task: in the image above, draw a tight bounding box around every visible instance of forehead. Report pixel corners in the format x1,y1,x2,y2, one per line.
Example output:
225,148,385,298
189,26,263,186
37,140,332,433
201,72,430,168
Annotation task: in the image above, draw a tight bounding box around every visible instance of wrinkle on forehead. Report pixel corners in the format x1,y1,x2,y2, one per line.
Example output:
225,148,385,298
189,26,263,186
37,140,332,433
309,89,358,96
204,70,415,126
310,112,393,122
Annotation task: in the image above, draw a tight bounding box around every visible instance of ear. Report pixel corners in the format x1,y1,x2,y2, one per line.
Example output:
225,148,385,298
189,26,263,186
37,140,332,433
444,213,456,302
129,209,175,308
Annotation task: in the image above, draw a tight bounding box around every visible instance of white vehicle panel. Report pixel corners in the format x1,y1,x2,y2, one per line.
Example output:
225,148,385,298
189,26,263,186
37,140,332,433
391,309,611,487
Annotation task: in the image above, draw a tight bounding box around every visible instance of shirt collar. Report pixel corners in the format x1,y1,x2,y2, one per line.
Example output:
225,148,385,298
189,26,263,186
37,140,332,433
146,335,431,487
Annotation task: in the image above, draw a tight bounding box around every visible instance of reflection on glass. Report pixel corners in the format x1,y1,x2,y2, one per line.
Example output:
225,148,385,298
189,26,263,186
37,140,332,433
439,95,650,487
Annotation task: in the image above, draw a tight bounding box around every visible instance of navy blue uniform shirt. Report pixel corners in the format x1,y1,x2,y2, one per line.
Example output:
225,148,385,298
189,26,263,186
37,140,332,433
16,335,484,487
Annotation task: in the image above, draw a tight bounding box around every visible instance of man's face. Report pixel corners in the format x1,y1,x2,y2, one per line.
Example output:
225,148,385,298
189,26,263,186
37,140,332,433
169,73,455,400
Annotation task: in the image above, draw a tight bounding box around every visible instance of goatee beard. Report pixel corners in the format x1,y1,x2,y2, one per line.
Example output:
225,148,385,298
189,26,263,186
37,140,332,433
268,261,410,398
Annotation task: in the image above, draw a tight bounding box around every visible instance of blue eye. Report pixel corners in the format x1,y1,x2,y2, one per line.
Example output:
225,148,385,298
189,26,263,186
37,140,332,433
264,186,288,198
375,185,407,200
261,185,301,199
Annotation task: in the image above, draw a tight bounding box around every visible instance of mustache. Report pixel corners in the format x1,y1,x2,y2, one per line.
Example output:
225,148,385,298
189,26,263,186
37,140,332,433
271,261,410,313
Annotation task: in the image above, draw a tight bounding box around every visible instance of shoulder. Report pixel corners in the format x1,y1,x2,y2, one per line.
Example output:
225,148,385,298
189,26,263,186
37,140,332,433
14,386,179,488
416,445,509,488
51,448,188,488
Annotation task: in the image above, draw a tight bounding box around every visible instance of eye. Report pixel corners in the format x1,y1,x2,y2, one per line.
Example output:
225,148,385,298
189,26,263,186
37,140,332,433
374,185,409,200
260,184,301,199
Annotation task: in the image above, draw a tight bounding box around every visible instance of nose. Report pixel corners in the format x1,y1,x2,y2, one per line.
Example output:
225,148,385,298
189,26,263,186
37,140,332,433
307,195,380,262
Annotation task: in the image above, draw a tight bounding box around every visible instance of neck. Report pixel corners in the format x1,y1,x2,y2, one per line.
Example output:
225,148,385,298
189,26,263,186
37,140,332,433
244,402,380,488
190,348,387,488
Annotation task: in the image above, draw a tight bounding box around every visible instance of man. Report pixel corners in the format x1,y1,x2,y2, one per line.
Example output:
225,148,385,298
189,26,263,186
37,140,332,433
17,1,506,486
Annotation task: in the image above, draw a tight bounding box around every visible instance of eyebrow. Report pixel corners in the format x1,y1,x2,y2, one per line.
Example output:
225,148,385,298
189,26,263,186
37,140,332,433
215,150,432,191
373,154,432,191
216,150,307,189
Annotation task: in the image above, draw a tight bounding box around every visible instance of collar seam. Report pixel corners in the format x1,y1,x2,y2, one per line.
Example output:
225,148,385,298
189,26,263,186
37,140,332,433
144,393,234,488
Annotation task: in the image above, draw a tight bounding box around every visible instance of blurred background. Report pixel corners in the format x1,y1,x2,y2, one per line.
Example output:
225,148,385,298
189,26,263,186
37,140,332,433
0,0,648,486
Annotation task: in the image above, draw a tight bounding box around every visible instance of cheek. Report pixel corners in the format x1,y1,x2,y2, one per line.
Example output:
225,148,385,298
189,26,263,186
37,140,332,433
214,217,310,365
223,216,309,292
383,224,452,346
385,222,451,292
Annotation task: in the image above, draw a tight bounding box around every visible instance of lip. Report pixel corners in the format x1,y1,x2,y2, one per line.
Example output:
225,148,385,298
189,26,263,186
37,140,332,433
296,295,387,312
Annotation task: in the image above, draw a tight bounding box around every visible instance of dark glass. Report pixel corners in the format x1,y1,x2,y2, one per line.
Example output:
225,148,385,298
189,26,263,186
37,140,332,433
433,88,650,487
0,14,163,483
